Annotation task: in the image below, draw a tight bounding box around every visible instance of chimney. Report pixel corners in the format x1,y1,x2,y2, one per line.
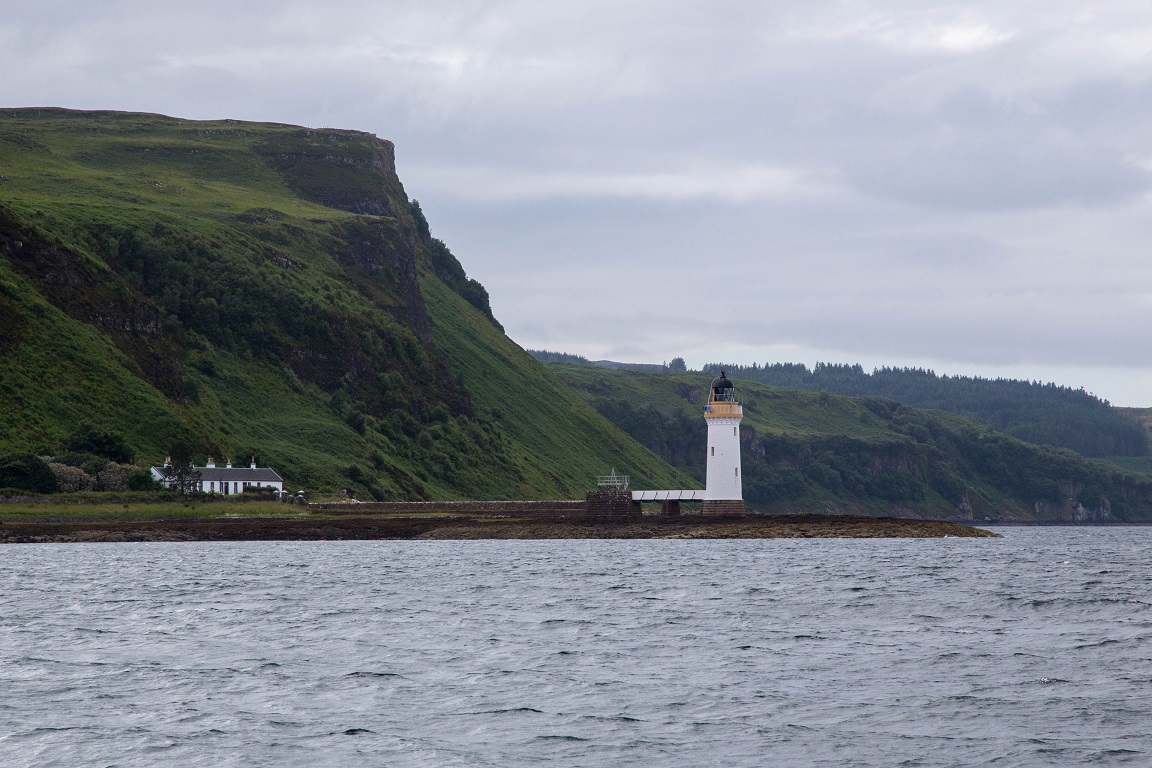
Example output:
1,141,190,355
250,456,257,469
206,456,216,468
226,459,232,468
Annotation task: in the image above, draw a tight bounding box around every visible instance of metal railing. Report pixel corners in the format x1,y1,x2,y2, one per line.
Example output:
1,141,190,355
596,469,630,490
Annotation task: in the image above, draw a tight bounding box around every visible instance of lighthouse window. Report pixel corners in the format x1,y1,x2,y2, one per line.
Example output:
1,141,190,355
735,467,739,477
711,447,715,456
733,427,737,436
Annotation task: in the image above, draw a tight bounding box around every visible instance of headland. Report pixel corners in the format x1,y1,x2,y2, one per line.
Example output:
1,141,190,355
0,501,999,542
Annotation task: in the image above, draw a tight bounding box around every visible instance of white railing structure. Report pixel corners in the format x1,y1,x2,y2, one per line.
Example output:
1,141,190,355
596,468,630,490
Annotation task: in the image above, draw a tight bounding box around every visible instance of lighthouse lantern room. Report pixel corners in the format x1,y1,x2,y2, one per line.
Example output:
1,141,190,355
703,371,745,515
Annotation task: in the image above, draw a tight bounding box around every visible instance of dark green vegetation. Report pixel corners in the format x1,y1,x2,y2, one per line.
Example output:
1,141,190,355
0,453,58,493
1102,409,1152,475
0,108,687,500
701,362,1148,459
61,424,135,463
551,364,1152,522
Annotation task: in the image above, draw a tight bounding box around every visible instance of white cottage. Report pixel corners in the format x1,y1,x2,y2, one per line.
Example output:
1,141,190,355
151,457,285,495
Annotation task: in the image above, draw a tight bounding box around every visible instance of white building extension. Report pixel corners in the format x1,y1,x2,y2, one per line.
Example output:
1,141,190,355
151,457,285,495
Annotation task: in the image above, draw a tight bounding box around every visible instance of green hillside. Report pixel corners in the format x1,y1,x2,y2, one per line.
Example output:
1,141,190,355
550,364,1152,522
701,362,1148,458
0,108,685,498
1104,409,1152,475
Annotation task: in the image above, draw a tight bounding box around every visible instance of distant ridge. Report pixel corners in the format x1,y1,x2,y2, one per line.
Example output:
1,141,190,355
527,349,685,373
530,350,1147,459
701,362,1148,459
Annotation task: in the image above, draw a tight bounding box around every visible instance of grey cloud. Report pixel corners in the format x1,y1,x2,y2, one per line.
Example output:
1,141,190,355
4,0,1152,402
435,191,1151,369
839,91,1152,210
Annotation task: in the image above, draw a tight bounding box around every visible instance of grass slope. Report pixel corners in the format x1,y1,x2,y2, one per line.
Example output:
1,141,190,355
421,276,690,496
0,257,189,456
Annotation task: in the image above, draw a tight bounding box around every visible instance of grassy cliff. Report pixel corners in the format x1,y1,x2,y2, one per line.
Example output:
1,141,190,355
0,108,686,498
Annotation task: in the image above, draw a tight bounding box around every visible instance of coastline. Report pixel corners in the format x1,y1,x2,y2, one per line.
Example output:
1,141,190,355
0,514,1000,543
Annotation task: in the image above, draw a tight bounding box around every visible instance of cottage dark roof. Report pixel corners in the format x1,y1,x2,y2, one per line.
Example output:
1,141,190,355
154,466,283,483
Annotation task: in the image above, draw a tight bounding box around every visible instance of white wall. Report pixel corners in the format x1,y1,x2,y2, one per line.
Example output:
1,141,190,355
705,416,743,500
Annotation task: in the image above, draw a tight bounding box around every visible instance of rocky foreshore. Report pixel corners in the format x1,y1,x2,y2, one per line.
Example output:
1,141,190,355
0,514,999,543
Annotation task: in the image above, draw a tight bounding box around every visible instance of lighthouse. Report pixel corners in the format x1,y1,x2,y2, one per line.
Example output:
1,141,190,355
703,371,745,515
627,370,747,515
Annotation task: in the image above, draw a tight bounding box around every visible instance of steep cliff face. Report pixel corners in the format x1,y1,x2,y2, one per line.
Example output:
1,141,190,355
0,108,688,498
0,204,182,398
1033,498,1112,524
255,128,408,218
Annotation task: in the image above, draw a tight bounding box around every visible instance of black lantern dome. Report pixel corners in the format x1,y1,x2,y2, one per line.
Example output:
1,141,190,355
710,371,736,402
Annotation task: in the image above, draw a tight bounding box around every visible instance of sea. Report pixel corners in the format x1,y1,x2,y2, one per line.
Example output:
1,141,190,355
1,528,1150,767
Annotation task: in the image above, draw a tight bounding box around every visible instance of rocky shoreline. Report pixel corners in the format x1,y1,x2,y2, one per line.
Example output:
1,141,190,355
0,514,1000,543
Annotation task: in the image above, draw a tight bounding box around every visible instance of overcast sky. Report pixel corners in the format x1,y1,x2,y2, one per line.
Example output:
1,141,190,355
3,1,1152,404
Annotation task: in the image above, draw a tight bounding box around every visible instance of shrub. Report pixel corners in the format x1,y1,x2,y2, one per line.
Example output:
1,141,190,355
1079,485,1105,509
96,462,133,492
928,464,967,503
52,451,108,476
126,469,160,491
0,453,59,493
48,462,96,492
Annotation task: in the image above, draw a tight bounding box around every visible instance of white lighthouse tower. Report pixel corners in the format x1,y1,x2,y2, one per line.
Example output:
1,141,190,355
703,371,745,515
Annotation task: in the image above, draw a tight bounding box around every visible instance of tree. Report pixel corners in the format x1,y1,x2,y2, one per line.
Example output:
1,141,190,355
160,443,201,494
62,425,134,463
0,453,59,493
126,469,160,491
668,357,688,373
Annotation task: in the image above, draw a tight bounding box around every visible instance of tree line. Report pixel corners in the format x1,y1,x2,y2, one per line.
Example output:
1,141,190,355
701,362,1148,458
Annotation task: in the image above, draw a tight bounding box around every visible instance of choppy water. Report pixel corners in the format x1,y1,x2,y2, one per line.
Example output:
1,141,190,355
2,528,1151,767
